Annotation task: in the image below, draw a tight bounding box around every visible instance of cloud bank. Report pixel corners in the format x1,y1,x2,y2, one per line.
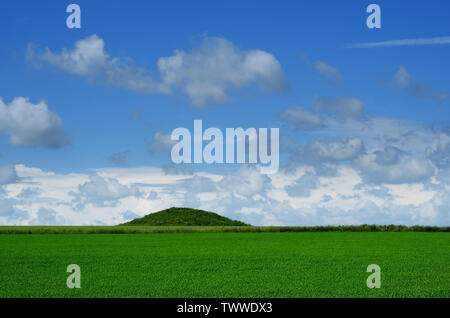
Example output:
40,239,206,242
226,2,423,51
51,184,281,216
1,116,449,229
0,161,447,226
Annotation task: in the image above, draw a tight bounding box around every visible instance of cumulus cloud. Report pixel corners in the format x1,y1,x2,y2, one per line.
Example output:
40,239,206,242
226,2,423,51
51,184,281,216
219,165,271,197
373,146,403,165
318,116,434,154
109,150,130,166
183,175,217,192
391,65,412,88
279,106,323,129
70,174,142,209
294,138,365,163
148,132,176,155
0,197,29,223
27,35,288,107
27,35,166,94
0,164,18,185
0,97,70,148
428,131,450,168
389,65,448,104
311,95,365,120
285,172,319,197
157,37,288,106
283,112,445,186
162,163,193,175
297,115,449,184
313,60,342,87
16,187,41,200
356,149,435,184
30,208,67,225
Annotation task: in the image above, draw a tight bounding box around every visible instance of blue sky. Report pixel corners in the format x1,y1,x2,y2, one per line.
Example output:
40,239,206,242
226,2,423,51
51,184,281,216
0,1,449,226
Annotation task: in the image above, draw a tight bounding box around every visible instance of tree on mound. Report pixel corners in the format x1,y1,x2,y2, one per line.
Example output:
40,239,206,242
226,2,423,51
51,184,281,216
120,207,250,226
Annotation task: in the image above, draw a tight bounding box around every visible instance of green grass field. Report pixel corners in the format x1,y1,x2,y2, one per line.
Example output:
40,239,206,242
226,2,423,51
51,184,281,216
0,232,448,297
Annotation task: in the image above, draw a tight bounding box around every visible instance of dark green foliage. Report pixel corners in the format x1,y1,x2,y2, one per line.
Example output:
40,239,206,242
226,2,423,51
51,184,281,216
120,207,250,226
0,224,448,234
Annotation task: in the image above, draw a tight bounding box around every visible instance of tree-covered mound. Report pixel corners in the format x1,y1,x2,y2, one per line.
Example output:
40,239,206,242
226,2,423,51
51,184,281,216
121,207,249,226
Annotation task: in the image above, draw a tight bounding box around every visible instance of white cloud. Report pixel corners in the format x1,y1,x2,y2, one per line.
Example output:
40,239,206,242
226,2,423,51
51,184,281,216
293,138,364,163
70,174,143,209
279,106,323,129
0,97,70,148
157,37,288,106
161,163,193,175
313,60,342,87
285,114,445,186
0,199,28,223
392,65,412,88
30,208,67,225
0,164,17,185
428,131,450,167
356,151,435,184
386,183,434,206
27,35,288,107
147,132,176,155
318,116,434,153
285,171,319,197
373,146,402,165
29,35,107,76
94,166,191,184
27,35,166,94
108,150,130,166
311,95,365,120
389,65,448,104
218,165,270,197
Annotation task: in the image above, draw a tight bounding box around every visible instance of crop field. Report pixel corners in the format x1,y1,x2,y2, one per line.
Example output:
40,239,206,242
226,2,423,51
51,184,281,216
0,232,448,298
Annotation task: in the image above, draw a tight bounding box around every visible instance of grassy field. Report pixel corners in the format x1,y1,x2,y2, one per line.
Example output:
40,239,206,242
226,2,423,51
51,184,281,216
0,232,448,297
